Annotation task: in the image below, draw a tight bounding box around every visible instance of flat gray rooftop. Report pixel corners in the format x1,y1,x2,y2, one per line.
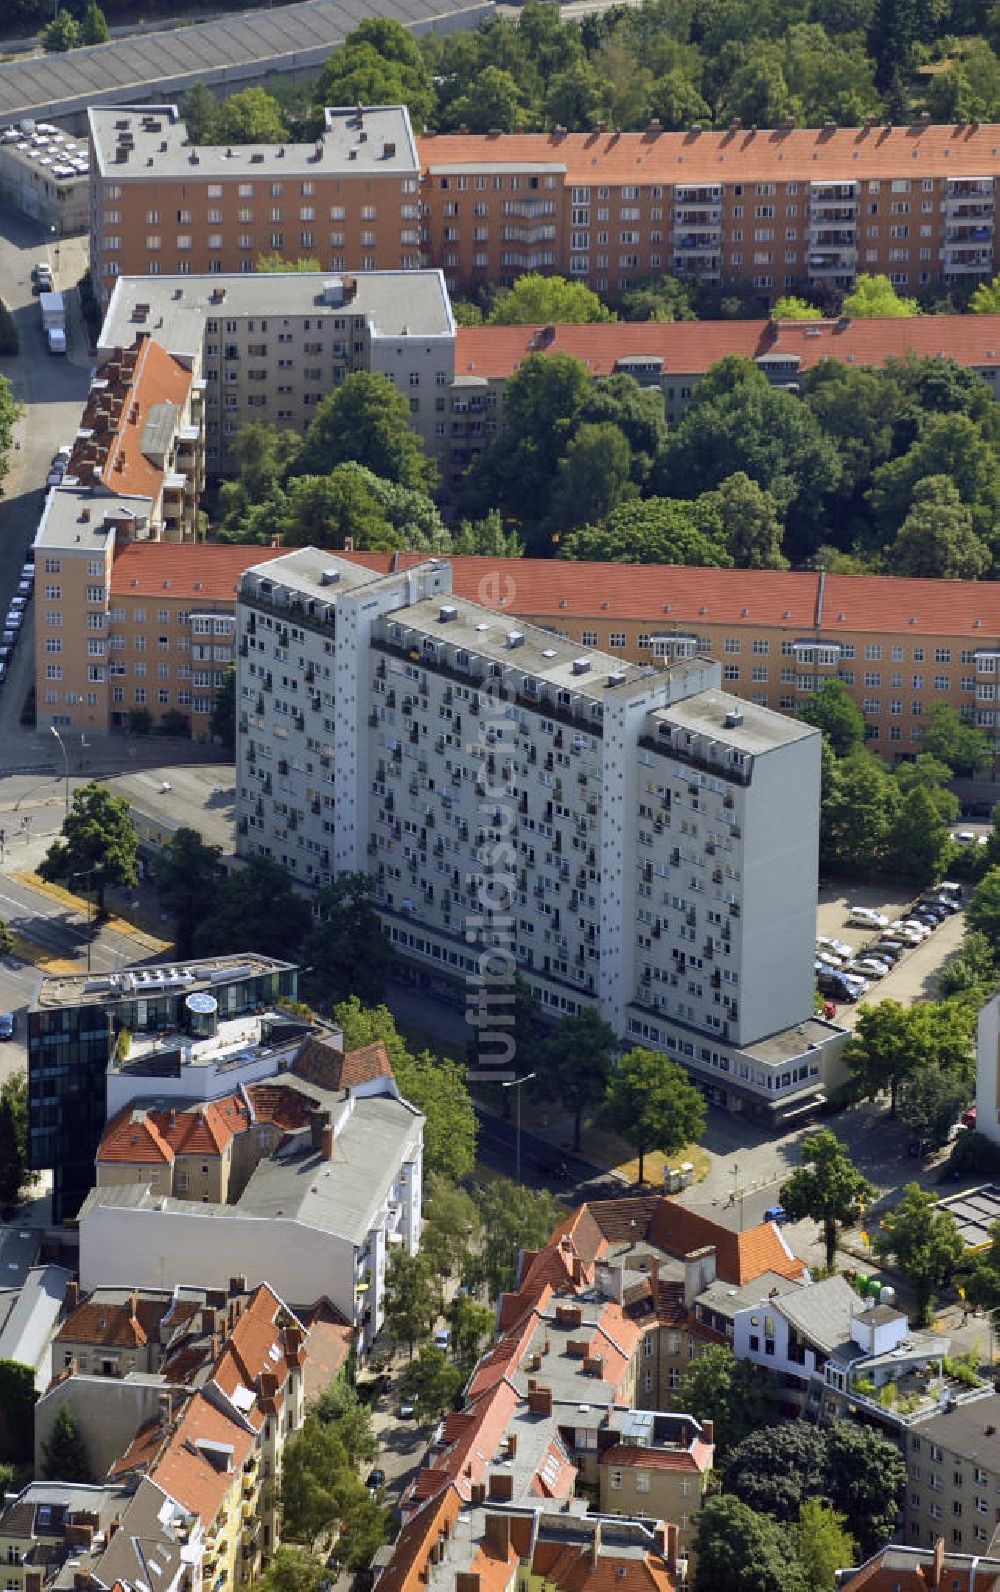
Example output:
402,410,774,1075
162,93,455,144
0,0,492,128
742,1016,840,1067
34,952,294,1011
243,546,395,605
33,486,145,553
653,687,818,755
99,270,455,363
90,102,419,180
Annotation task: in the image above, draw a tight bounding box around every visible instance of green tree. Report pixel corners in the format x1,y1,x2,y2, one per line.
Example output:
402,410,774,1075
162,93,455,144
898,1062,972,1148
877,1182,965,1324
537,1007,617,1151
0,1361,35,1464
302,873,389,1010
41,1404,91,1481
450,65,527,131
421,1174,482,1284
543,59,606,129
889,475,991,580
972,275,1000,313
677,1345,779,1455
451,510,524,557
41,9,79,49
0,372,23,484
194,855,310,962
0,1072,33,1216
922,702,992,777
314,19,436,130
212,87,288,144
487,274,614,325
797,679,866,757
560,497,731,567
312,1379,378,1467
884,784,951,885
894,754,960,825
0,921,12,956
294,372,437,493
280,1416,366,1544
699,471,787,569
78,0,109,43
820,748,902,875
211,664,236,751
780,1129,873,1267
258,1547,327,1592
151,828,225,957
772,295,823,320
179,82,218,143
656,357,840,551
383,1249,439,1357
723,1424,829,1522
448,1293,496,1372
693,1496,807,1592
825,1421,905,1556
843,273,920,317
619,276,697,323
937,929,997,1003
474,1179,563,1298
844,999,973,1116
600,1047,706,1184
794,1499,856,1592
967,867,1000,946
547,422,635,534
331,1494,390,1573
398,1344,464,1422
39,781,138,912
334,999,477,1181
867,413,1000,545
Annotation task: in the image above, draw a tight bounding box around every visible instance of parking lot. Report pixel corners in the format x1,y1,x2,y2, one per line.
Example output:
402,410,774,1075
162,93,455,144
816,881,966,1023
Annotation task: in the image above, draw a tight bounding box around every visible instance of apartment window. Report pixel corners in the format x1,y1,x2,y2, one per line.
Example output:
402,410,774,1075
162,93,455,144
913,674,924,690
751,666,767,683
724,638,740,654
865,644,882,660
609,1470,623,1490
581,631,598,647
751,639,769,655
610,633,626,649
864,672,881,687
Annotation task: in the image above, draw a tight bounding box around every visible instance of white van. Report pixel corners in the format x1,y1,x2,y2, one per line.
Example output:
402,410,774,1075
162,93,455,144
847,906,889,929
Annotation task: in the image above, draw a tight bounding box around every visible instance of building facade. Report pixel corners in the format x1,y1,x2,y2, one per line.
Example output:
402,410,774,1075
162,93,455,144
89,104,424,305
903,1394,1000,1554
235,548,845,1120
88,107,1000,305
27,953,300,1222
96,268,456,477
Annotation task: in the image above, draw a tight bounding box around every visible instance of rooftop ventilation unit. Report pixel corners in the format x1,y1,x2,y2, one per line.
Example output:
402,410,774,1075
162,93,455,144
320,569,341,586
724,708,744,728
439,604,458,623
572,658,591,676
506,631,524,649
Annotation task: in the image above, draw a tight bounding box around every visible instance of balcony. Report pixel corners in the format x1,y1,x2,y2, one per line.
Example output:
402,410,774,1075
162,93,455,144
946,177,993,202
674,184,721,203
672,208,722,229
672,254,721,279
809,181,858,203
808,228,857,248
807,251,858,277
674,234,722,254
943,246,992,273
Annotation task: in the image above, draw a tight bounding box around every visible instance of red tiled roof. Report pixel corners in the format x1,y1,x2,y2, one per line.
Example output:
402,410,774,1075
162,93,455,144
373,1486,464,1592
300,1301,354,1404
56,1293,164,1350
647,1199,805,1286
419,121,1000,184
292,1034,395,1092
108,1414,169,1480
530,1538,675,1592
246,1082,317,1132
97,1096,249,1165
212,1283,304,1417
600,1441,711,1474
152,1393,253,1523
455,314,1000,381
110,540,286,603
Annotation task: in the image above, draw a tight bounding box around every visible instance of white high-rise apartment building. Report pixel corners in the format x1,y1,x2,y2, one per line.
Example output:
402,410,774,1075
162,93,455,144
235,549,846,1121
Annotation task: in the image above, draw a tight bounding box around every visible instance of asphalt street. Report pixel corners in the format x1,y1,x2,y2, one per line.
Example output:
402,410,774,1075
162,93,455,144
0,208,92,743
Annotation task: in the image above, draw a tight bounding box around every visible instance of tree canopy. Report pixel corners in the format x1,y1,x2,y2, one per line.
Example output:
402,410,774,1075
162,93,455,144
599,1047,706,1184
39,781,138,912
780,1129,873,1266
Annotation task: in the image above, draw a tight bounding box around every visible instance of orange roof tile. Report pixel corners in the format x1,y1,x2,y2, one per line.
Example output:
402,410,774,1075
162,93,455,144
420,121,1000,185
212,1283,304,1413
90,337,194,501
246,1082,317,1132
530,1538,675,1592
151,1392,253,1523
56,1293,164,1350
300,1301,354,1404
454,313,1000,382
647,1200,805,1286
109,1413,170,1480
600,1442,711,1474
373,1486,464,1592
110,540,287,603
97,1107,174,1166
292,1034,395,1092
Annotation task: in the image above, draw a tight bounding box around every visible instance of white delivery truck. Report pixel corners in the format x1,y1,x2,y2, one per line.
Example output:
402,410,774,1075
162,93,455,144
40,291,66,354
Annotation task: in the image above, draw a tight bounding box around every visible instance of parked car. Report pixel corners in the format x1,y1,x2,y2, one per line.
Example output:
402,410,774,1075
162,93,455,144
4,612,21,633
399,1400,416,1419
847,906,889,928
938,881,963,900
817,935,852,957
951,830,987,846
16,579,31,600
0,1014,14,1040
963,1105,978,1129
764,1205,788,1225
846,959,889,979
2,629,15,647
366,1468,386,1493
46,469,64,488
920,894,960,915
898,918,932,938
871,941,906,963
434,1328,450,1349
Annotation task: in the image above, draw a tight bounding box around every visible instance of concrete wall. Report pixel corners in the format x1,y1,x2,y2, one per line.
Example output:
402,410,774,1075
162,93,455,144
34,1373,169,1479
977,993,1000,1147
79,1203,358,1321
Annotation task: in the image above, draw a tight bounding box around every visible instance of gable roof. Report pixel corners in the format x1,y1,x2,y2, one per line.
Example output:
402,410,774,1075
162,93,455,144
292,1034,395,1092
419,121,1000,185
110,539,286,604
55,1292,164,1350
97,1096,250,1167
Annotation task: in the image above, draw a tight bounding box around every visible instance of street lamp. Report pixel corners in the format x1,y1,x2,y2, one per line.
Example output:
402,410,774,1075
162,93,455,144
50,724,69,812
501,1072,536,1185
71,868,96,974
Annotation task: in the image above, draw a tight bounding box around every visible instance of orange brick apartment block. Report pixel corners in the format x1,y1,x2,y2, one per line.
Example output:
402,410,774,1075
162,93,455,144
89,103,423,306
90,107,1000,303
